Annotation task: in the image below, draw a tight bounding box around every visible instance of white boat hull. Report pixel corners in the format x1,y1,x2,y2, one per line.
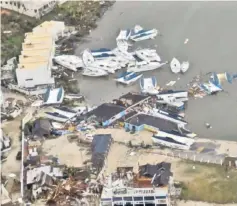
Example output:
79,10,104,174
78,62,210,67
150,109,187,125
181,61,189,73
127,62,167,72
170,58,181,74
115,73,143,85
82,69,108,77
54,55,83,72
130,29,158,42
152,136,191,150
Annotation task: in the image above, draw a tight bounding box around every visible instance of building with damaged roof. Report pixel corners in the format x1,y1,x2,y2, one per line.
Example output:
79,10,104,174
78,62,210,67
85,93,150,127
100,164,172,206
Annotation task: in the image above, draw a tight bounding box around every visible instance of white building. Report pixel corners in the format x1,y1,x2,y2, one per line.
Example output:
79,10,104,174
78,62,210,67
0,1,57,19
100,167,171,206
16,21,65,88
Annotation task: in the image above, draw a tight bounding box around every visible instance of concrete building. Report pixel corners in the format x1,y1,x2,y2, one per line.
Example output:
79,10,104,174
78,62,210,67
100,165,172,206
16,21,65,88
0,1,57,19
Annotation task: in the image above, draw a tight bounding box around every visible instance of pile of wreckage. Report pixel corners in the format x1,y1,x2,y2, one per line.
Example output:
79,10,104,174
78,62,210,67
22,115,113,205
188,72,234,98
1,95,24,121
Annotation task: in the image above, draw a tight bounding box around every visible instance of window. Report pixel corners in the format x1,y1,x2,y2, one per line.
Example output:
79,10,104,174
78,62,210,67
144,196,154,201
133,196,143,201
112,197,122,201
123,197,132,201
10,2,12,4
25,79,33,81
34,9,37,13
13,2,16,6
5,2,8,4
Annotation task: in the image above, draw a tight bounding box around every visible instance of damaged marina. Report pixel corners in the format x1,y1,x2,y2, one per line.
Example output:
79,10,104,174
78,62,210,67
2,2,237,206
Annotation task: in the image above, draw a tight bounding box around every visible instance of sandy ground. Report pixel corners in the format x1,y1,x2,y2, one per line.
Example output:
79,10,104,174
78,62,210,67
1,92,28,177
42,135,91,167
95,128,237,157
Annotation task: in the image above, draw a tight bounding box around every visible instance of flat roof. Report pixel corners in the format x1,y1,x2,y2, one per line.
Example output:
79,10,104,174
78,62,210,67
25,32,52,39
126,113,179,131
21,49,51,56
22,43,52,50
85,103,126,121
19,55,49,63
18,61,48,70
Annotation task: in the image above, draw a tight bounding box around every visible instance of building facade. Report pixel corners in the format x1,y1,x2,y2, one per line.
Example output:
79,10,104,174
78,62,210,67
100,187,170,206
0,1,57,19
16,21,65,88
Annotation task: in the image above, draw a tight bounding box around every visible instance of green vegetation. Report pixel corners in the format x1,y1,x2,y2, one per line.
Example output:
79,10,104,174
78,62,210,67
1,1,114,65
179,161,237,204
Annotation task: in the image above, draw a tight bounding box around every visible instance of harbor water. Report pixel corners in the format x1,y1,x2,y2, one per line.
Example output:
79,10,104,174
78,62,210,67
75,1,237,141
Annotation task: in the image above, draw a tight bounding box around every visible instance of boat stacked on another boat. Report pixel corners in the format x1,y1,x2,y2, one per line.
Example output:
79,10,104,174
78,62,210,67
140,76,158,95
115,71,143,85
53,55,83,71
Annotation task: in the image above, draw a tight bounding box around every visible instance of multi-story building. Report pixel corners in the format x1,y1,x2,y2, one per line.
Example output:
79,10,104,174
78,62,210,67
0,1,57,19
15,21,65,88
100,163,173,206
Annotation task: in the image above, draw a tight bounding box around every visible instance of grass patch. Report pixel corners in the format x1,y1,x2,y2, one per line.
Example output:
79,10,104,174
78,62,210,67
179,161,237,204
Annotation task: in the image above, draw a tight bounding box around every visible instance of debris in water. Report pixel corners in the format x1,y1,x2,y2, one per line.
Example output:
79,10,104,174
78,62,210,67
184,38,189,44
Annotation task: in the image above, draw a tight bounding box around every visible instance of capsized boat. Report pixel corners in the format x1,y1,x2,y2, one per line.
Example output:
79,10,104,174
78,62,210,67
199,82,222,95
180,61,190,73
170,58,181,74
115,72,143,85
116,29,131,41
130,25,158,42
140,76,158,95
82,68,108,77
53,55,83,71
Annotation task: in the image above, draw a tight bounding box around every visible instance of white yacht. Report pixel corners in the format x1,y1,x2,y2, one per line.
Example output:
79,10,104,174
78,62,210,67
53,55,83,71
